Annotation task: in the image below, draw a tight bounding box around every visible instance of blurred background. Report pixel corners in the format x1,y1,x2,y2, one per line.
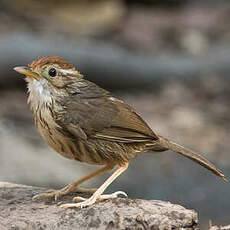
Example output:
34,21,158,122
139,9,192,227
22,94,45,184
0,0,230,228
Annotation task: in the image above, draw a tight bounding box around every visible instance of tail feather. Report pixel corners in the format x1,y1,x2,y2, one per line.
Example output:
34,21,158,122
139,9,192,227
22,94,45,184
157,136,227,181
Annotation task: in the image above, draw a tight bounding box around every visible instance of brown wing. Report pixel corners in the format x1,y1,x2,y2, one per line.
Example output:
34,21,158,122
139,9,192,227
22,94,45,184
94,98,158,142
55,80,158,143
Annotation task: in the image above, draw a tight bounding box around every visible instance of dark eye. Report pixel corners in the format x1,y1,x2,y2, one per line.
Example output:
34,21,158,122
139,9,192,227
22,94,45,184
48,68,57,77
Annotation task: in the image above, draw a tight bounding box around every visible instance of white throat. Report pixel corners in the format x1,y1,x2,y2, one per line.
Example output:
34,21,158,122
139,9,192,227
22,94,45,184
27,78,52,111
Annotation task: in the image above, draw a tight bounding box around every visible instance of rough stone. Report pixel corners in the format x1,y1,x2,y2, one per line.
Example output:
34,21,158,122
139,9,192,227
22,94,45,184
0,182,198,230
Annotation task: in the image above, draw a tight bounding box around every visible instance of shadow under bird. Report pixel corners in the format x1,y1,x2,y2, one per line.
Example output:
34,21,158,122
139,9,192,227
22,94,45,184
14,56,226,208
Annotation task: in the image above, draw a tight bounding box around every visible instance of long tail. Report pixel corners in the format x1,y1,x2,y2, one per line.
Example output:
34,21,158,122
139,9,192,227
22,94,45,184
157,136,227,181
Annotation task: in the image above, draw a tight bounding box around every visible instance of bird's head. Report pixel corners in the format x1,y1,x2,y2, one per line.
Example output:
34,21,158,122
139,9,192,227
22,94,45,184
14,56,83,109
14,56,83,89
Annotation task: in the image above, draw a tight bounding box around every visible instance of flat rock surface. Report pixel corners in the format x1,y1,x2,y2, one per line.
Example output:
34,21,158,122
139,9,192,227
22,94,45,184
0,182,198,230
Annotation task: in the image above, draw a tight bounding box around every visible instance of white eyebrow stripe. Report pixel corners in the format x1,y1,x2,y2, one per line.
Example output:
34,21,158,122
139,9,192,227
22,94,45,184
59,69,77,75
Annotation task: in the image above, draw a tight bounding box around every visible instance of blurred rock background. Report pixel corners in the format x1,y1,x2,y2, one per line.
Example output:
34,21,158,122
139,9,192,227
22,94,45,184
0,0,230,228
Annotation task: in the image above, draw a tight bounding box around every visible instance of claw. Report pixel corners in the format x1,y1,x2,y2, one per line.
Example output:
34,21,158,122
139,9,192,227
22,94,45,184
32,186,96,201
98,191,128,200
33,191,56,200
60,198,96,209
73,196,87,202
60,190,128,209
60,203,83,209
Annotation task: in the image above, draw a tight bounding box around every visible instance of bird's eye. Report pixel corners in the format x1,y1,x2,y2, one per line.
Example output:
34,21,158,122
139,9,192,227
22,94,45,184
48,68,57,77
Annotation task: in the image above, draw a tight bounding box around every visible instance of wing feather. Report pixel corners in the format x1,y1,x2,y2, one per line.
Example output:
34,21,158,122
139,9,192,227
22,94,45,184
55,80,158,143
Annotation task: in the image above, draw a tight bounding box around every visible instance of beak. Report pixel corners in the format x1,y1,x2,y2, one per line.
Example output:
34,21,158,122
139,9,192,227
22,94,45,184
14,66,40,80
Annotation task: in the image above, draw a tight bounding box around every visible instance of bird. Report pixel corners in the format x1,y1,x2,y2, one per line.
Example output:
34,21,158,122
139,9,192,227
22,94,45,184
14,56,226,208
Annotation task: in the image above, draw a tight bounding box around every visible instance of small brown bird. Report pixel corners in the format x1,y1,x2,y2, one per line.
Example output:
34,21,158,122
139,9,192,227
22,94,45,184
14,56,226,208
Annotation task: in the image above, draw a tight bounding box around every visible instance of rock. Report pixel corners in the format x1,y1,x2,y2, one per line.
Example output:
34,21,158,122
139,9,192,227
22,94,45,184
0,182,198,230
210,225,230,230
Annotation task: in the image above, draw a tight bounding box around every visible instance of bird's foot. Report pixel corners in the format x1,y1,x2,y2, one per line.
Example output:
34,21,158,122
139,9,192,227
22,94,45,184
33,186,97,201
60,191,127,208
